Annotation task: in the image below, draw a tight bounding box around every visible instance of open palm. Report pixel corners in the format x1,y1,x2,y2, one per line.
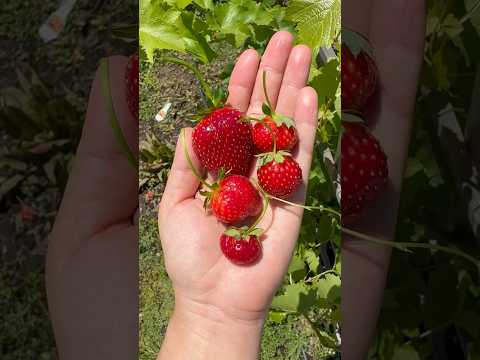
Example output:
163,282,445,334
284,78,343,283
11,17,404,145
158,31,318,319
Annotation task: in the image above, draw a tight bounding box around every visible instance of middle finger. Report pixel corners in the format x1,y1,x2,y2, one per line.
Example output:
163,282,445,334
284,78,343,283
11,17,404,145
247,31,294,115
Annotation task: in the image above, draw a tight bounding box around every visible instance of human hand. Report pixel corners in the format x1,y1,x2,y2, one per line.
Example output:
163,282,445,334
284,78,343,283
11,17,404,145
46,56,138,360
341,0,426,358
158,31,318,359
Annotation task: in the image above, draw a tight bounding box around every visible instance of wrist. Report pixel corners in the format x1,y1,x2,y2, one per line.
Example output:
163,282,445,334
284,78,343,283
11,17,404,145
158,296,266,360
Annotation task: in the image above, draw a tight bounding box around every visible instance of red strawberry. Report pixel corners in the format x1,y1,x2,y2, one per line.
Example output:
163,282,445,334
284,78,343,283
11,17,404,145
193,107,254,176
341,30,378,113
257,152,302,199
252,116,298,153
220,233,261,265
210,175,262,224
341,118,388,224
125,53,139,120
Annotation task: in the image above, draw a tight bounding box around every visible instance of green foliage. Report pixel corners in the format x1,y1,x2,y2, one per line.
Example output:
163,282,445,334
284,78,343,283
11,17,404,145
369,1,480,358
286,0,341,50
0,67,82,202
139,133,175,189
140,0,340,64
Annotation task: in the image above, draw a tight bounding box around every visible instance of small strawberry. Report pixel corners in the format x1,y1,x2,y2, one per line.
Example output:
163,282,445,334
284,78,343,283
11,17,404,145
125,53,139,120
145,190,154,202
341,29,378,114
193,107,254,176
341,116,388,224
257,151,302,199
18,204,34,222
208,175,262,224
252,116,298,153
220,227,262,265
252,71,298,153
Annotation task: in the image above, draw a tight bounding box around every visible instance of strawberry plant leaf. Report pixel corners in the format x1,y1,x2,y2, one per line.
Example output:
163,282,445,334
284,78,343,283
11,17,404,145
286,0,340,49
271,283,317,313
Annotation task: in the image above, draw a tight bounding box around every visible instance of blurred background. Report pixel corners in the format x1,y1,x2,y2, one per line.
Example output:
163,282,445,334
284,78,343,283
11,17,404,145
0,1,136,358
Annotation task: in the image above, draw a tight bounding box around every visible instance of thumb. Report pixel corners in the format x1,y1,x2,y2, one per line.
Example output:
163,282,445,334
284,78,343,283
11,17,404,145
52,56,138,245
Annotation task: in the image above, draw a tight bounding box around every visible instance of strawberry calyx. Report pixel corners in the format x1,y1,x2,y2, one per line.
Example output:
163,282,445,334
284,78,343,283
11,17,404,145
342,28,375,59
223,226,263,241
256,149,291,166
198,168,229,210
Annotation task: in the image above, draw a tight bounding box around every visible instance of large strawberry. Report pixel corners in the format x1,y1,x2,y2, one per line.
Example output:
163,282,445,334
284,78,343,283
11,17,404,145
209,175,262,224
341,29,378,114
193,107,254,176
257,151,302,199
125,53,139,120
341,116,388,224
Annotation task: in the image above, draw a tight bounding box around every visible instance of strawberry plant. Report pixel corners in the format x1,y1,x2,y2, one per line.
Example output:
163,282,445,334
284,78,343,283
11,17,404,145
140,0,341,357
366,1,480,358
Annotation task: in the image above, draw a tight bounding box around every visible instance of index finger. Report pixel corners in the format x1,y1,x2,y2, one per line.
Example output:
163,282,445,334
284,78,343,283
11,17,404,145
226,49,260,112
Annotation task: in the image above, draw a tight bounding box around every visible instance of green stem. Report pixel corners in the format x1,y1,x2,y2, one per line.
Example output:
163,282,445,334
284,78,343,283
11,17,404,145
341,227,480,270
247,193,270,234
461,0,480,24
99,58,137,168
267,194,341,218
158,56,214,105
262,71,273,112
180,129,214,190
306,269,338,283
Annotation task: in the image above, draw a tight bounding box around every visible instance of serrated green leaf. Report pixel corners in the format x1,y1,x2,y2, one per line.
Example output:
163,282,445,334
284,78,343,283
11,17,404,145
271,283,317,313
286,0,340,49
288,254,305,273
310,59,339,99
304,249,320,273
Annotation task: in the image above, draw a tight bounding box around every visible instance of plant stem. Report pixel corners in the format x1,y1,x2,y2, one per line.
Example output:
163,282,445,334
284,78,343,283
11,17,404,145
461,0,480,24
306,269,338,283
341,227,480,270
267,194,341,217
99,58,137,168
262,71,273,112
180,128,214,190
159,56,214,106
247,193,270,233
